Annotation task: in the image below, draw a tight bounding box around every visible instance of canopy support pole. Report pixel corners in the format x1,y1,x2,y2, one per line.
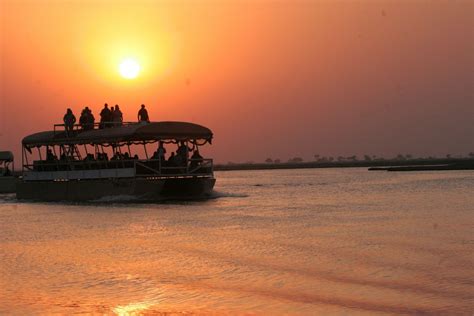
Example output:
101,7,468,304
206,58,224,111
143,142,148,159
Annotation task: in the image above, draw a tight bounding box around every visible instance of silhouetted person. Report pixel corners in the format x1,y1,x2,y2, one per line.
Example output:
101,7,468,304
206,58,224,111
113,104,123,126
46,148,57,161
84,153,94,161
63,108,76,136
100,103,112,129
79,108,87,128
138,104,149,123
189,149,203,171
86,107,95,129
110,106,115,125
97,153,109,161
80,107,95,130
177,141,192,166
167,152,176,167
157,141,166,161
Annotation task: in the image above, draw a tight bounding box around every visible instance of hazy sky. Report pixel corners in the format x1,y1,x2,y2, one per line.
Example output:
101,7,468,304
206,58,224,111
1,0,473,163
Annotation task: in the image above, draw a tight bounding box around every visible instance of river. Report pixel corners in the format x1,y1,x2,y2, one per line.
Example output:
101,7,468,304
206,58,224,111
0,168,472,314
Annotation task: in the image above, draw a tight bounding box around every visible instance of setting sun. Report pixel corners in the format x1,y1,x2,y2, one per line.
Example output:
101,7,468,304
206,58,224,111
119,58,140,79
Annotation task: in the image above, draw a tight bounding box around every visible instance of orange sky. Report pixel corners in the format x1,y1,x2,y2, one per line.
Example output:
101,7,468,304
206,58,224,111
1,0,473,163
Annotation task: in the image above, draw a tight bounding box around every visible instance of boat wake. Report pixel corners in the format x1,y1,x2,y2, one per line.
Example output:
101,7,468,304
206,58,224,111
0,193,16,204
0,191,248,205
91,195,142,203
92,191,249,203
209,191,249,199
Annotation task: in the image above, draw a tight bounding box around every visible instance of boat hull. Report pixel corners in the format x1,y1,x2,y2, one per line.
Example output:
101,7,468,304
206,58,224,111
0,176,17,193
16,177,216,202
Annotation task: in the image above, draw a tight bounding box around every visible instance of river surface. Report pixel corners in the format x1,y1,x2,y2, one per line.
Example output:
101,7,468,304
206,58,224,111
0,168,473,314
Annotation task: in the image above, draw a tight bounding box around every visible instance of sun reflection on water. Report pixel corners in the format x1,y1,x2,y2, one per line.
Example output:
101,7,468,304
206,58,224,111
113,301,156,316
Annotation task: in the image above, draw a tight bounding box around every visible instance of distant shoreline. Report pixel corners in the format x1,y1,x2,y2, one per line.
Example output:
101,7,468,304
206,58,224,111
9,158,474,176
214,158,474,172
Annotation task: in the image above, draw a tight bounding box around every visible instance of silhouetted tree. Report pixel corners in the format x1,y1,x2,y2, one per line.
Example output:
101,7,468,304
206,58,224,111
317,156,329,162
288,157,303,163
274,159,281,164
265,158,273,163
347,155,358,161
364,155,372,161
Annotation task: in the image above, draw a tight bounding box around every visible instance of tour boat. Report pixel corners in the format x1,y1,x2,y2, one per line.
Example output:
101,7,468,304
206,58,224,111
17,122,215,201
0,151,16,193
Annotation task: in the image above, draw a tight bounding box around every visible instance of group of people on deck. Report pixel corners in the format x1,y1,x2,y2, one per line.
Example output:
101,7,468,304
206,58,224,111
58,104,205,171
44,142,202,166
151,141,203,169
39,141,204,174
62,104,150,133
98,104,123,129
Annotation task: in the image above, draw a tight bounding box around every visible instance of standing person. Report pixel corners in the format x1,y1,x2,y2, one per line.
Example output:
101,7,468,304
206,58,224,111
99,103,112,129
177,141,192,166
137,104,150,123
63,108,76,136
79,107,88,129
113,104,123,126
79,106,94,130
86,107,95,130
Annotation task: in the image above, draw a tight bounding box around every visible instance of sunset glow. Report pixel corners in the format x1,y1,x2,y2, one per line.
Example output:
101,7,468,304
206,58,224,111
0,1,472,163
119,58,140,79
0,1,473,315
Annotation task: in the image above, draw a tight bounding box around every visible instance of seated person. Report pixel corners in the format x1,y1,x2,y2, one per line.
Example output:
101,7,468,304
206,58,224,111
111,152,122,161
167,152,176,167
189,150,203,171
83,153,95,161
176,141,192,165
157,142,166,161
46,148,57,162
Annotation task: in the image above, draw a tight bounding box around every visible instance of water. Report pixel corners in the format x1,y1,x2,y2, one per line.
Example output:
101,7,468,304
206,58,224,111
0,168,472,314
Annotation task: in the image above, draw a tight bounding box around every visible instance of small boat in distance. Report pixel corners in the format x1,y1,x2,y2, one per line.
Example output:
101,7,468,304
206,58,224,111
0,151,16,193
17,121,215,201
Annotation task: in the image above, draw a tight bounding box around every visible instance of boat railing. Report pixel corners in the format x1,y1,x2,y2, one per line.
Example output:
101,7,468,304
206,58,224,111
23,158,213,179
53,122,139,136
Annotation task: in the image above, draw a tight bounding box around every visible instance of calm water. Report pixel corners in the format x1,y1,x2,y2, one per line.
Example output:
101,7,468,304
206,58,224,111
0,168,473,314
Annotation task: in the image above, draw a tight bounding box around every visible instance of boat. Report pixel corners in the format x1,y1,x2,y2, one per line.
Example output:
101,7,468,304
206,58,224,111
0,151,16,193
16,121,216,201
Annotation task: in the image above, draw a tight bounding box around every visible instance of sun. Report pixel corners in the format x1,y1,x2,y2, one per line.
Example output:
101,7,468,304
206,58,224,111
119,58,140,79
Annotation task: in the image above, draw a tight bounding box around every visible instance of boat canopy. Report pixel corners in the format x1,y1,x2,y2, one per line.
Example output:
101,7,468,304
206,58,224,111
22,122,213,147
0,151,14,162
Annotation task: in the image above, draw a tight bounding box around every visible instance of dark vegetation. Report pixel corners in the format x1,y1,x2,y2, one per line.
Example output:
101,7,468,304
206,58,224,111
215,154,474,172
